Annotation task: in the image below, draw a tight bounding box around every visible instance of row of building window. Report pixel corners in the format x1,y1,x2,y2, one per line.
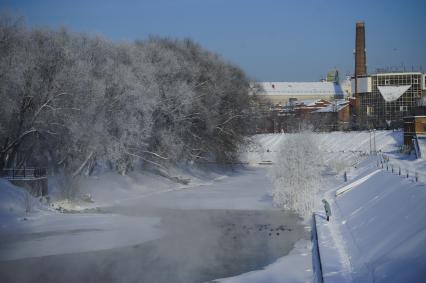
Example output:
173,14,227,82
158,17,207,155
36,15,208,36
366,105,409,116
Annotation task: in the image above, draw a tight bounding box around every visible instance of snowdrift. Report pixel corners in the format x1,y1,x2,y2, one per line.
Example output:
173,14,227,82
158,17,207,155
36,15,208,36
0,179,41,217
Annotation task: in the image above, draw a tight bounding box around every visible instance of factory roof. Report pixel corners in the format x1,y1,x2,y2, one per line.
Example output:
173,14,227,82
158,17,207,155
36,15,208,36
373,72,423,77
258,82,345,97
314,99,349,113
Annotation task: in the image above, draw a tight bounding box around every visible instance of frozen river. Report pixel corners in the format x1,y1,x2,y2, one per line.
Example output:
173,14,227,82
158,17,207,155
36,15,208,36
0,208,306,283
0,167,308,282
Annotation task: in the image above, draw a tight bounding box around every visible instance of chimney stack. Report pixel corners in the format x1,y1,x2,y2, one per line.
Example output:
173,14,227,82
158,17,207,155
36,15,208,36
355,21,367,77
353,22,366,127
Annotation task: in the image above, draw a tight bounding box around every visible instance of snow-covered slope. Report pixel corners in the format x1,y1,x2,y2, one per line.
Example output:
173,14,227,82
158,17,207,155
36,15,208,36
334,167,426,282
243,131,402,165
247,130,426,282
0,179,42,217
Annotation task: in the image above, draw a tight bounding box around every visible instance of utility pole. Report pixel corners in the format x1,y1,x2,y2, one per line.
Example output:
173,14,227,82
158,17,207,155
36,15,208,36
369,130,372,154
373,129,376,154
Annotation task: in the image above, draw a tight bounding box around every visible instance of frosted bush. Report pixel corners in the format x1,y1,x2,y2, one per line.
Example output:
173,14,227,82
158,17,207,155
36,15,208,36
328,158,350,174
271,131,323,218
23,191,34,214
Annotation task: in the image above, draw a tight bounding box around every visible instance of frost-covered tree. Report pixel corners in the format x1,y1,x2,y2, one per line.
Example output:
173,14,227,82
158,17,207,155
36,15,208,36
271,131,323,218
0,14,261,190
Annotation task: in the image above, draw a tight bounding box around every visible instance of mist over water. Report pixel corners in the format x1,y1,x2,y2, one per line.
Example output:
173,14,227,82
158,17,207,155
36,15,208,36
0,209,306,283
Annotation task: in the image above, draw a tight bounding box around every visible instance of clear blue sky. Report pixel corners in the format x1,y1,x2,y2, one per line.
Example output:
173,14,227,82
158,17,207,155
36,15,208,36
1,0,425,81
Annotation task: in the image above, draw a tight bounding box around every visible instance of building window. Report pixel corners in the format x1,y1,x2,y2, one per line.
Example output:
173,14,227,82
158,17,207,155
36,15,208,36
413,78,419,84
384,79,390,85
367,106,374,116
400,105,408,112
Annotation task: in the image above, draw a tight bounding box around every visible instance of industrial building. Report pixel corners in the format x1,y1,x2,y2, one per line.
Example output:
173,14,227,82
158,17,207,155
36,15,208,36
252,70,352,132
256,21,426,133
352,72,426,128
351,21,426,129
257,80,347,106
253,76,351,132
311,99,351,131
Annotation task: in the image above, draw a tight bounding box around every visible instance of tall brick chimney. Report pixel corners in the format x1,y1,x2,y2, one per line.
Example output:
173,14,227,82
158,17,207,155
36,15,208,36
355,21,367,77
353,21,367,128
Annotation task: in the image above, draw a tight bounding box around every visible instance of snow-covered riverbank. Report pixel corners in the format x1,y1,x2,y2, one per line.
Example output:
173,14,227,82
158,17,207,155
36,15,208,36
237,130,426,283
316,156,426,283
1,130,425,283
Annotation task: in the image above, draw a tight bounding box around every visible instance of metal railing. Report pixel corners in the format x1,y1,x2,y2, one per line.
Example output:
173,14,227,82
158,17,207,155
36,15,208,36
0,168,47,180
377,154,426,184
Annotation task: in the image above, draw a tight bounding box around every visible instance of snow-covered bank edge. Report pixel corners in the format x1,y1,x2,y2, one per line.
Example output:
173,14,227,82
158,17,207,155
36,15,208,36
47,164,236,212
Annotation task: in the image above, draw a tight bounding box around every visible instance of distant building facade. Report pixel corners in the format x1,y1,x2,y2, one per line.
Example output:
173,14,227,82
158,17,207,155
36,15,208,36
253,80,352,132
260,99,351,133
257,81,346,106
311,100,351,131
351,72,426,129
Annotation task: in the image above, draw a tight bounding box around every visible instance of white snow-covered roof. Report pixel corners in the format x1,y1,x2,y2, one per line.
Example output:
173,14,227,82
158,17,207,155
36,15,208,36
314,100,349,113
378,85,411,102
258,82,345,97
302,99,323,107
292,99,325,107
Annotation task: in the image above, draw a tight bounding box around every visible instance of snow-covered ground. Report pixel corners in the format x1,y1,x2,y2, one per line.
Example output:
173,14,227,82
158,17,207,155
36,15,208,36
316,155,426,282
243,130,401,168
216,239,314,283
47,165,232,211
1,130,425,282
0,179,163,261
238,130,426,283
